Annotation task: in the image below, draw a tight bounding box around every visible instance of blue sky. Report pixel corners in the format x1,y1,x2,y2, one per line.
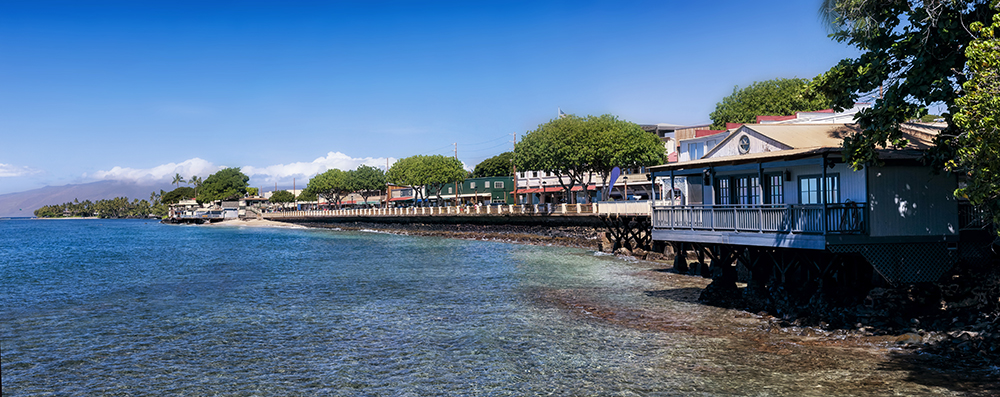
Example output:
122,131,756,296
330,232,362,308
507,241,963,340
0,0,858,195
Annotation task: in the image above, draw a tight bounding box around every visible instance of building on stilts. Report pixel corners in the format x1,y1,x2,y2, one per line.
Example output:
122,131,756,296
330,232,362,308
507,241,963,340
647,122,995,312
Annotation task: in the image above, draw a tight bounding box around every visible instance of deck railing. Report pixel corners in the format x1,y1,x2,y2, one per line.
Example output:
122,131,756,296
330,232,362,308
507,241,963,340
260,203,601,219
958,202,991,230
652,202,866,234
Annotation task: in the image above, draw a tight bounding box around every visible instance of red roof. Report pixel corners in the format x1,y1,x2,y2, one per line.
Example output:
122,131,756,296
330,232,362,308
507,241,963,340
695,129,726,137
799,109,834,114
668,152,678,162
725,123,743,130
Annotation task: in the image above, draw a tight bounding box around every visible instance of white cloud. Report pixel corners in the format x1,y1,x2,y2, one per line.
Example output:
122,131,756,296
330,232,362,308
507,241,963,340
86,153,398,187
0,163,42,177
242,152,396,184
87,158,222,184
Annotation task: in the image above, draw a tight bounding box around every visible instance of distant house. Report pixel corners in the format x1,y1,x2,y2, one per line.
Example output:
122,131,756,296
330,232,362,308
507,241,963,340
648,122,984,286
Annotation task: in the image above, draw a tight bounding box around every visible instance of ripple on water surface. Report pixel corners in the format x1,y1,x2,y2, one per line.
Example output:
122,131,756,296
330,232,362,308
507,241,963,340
0,219,991,396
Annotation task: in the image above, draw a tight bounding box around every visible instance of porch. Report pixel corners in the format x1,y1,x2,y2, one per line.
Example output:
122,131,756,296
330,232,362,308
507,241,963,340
651,202,866,250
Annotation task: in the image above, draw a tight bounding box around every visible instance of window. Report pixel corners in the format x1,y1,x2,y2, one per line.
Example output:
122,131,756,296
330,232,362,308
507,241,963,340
717,177,731,205
494,181,504,189
532,171,538,178
799,174,839,204
448,187,453,194
734,176,759,205
688,142,704,160
767,174,784,204
470,182,476,189
705,139,717,150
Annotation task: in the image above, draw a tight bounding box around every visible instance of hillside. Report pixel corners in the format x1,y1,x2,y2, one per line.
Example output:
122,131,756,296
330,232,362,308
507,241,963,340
0,181,176,217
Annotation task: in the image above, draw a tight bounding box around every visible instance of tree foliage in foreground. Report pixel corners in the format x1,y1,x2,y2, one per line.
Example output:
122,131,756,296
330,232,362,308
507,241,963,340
473,152,514,178
952,12,1000,232
814,0,998,231
709,78,832,130
197,167,249,203
813,0,996,167
516,114,665,202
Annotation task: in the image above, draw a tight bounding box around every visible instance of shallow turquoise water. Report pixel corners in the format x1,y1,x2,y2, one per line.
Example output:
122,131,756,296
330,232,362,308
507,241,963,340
0,219,983,396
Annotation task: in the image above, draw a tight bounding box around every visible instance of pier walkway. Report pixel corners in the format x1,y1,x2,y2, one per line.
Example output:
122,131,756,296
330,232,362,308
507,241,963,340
260,201,652,227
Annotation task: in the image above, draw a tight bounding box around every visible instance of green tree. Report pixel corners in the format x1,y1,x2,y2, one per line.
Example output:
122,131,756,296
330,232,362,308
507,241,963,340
247,187,259,197
387,156,427,205
473,152,514,178
304,169,349,208
812,0,996,170
952,12,1000,233
269,190,296,203
387,155,465,206
296,189,317,202
189,175,203,198
161,187,196,204
197,167,250,203
516,114,665,202
349,164,386,206
709,78,832,130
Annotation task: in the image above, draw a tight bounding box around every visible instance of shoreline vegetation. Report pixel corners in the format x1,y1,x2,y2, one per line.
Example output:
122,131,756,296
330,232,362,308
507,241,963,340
208,218,1000,380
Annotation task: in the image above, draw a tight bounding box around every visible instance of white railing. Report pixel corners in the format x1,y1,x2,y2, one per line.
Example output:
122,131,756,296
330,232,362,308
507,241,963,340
652,203,865,234
260,203,600,219
595,200,652,215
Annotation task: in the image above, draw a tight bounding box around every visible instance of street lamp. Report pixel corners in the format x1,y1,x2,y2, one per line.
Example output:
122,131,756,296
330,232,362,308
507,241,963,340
542,181,547,204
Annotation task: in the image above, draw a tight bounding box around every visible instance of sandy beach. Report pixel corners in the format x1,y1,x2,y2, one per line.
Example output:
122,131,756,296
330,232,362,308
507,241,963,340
205,218,307,229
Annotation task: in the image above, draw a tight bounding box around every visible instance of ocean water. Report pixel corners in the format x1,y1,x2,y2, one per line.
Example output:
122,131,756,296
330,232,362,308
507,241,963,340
0,219,985,396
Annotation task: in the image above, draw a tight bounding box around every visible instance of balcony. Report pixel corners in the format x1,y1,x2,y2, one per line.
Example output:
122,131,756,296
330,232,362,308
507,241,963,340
652,202,866,235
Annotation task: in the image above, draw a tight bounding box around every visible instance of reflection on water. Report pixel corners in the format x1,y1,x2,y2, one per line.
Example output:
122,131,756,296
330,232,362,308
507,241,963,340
0,219,995,396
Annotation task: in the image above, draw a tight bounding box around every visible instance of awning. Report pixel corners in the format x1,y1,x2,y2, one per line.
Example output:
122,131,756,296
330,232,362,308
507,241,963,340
388,197,414,202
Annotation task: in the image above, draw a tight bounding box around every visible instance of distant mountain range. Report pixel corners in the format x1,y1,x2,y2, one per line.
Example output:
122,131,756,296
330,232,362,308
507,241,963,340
0,181,177,218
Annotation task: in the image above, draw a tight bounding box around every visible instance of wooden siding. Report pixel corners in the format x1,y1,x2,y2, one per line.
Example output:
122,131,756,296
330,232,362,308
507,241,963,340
867,165,958,237
710,131,786,158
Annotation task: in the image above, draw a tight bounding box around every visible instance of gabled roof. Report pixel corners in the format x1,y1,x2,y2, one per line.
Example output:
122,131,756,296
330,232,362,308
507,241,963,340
651,123,943,171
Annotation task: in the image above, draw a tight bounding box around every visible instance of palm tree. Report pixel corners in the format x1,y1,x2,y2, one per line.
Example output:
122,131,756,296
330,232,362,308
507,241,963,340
190,175,203,198
172,173,185,188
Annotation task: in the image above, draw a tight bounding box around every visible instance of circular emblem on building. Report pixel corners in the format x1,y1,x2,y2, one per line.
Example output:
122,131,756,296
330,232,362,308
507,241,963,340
738,135,750,154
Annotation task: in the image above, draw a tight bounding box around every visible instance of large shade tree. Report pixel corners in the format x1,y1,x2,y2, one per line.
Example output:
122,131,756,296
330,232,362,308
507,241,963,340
304,169,349,208
709,78,832,130
197,168,250,203
348,164,387,206
516,114,666,202
473,152,514,178
387,155,466,206
269,190,296,203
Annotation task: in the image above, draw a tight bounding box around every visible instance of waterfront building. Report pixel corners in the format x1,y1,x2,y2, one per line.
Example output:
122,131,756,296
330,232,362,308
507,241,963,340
648,122,989,288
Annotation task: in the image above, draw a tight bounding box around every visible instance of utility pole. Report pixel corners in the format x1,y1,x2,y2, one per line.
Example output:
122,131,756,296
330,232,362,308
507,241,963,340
385,157,389,209
511,132,518,205
454,143,459,207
